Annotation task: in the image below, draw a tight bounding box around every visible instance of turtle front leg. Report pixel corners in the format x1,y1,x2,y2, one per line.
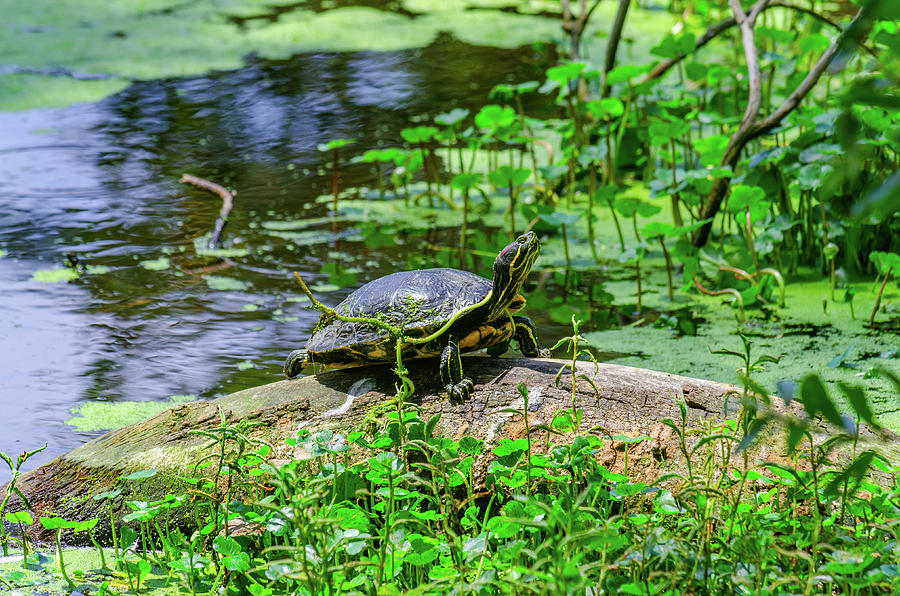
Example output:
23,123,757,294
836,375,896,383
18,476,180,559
284,349,310,379
513,316,551,358
440,339,474,401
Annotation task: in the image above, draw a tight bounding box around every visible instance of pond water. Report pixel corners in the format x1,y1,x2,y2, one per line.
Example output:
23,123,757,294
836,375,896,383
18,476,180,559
0,36,567,481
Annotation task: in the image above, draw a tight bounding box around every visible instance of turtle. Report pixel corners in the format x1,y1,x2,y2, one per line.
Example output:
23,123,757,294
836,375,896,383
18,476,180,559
283,231,551,400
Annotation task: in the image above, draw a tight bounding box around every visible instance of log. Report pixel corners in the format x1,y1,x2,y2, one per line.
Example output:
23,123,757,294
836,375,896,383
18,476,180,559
4,356,892,544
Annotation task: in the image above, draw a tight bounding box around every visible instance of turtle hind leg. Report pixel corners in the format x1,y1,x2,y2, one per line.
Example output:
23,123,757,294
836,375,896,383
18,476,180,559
440,339,474,401
513,316,551,358
284,349,311,379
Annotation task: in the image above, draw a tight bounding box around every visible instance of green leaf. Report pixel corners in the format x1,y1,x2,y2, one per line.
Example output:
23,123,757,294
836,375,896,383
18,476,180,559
870,251,900,275
694,134,729,167
823,450,877,499
587,97,624,119
800,374,847,430
642,221,674,238
728,185,769,221
684,61,708,82
40,516,77,530
636,201,662,218
648,118,689,143
400,126,439,144
488,165,531,187
606,64,649,85
799,33,830,54
492,438,529,457
6,511,33,524
837,382,879,430
650,32,692,59
434,108,469,126
545,62,586,83
475,104,516,130
459,436,484,455
613,197,641,217
120,468,159,480
317,138,355,151
827,344,854,369
214,535,242,557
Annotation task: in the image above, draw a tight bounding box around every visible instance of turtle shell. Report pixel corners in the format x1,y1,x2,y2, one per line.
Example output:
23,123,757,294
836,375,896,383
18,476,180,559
306,268,524,366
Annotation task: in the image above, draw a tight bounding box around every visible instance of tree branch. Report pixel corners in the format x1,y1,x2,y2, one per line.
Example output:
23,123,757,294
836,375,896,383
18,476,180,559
643,0,874,84
747,6,868,142
693,5,872,248
601,0,633,98
731,0,768,132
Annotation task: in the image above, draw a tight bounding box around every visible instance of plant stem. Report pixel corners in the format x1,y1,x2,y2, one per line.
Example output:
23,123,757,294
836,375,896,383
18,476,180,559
659,236,674,301
331,148,339,215
636,259,642,316
55,528,76,590
868,266,892,326
509,183,516,238
588,164,599,262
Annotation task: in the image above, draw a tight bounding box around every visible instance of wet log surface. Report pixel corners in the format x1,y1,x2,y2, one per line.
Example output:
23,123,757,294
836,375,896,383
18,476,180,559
4,356,893,544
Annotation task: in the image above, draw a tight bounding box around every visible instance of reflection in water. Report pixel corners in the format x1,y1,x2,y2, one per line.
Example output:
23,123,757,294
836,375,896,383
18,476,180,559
0,36,555,480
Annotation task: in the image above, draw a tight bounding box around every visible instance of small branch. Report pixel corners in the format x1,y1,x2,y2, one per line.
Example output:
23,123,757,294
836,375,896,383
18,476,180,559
747,6,867,142
730,0,768,132
693,5,872,248
642,0,873,85
601,0,633,98
180,174,234,249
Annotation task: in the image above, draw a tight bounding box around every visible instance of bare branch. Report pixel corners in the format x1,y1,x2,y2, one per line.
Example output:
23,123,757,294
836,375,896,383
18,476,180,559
729,0,748,21
180,174,234,249
693,4,873,248
748,6,867,142
642,0,873,84
601,0,633,98
731,0,769,132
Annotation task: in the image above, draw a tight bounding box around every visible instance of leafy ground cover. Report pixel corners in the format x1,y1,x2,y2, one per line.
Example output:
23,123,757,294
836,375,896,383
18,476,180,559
2,351,899,594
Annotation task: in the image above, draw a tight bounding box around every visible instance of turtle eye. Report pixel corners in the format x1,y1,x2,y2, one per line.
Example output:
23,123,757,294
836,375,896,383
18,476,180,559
516,235,527,244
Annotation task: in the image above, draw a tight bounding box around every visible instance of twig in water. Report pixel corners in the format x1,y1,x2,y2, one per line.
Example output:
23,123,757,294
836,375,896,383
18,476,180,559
179,174,235,249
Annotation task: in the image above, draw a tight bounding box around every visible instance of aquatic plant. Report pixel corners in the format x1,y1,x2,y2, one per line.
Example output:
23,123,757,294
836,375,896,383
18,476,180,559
0,445,46,556
317,138,355,216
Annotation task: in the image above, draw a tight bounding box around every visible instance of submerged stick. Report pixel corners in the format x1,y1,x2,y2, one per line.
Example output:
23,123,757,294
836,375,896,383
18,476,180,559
179,174,234,249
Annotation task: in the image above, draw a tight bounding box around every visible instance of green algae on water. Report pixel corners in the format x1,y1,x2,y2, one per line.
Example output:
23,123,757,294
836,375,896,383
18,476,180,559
66,394,197,432
32,267,81,283
205,275,251,291
139,256,171,271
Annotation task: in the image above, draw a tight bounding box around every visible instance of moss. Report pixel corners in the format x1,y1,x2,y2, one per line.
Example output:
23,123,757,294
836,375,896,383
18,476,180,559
66,394,198,432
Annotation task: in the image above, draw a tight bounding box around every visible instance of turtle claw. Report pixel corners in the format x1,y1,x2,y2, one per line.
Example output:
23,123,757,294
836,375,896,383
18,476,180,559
284,349,309,379
513,316,551,358
446,377,474,401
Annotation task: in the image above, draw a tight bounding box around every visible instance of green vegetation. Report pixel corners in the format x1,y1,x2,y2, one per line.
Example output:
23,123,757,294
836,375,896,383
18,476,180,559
4,0,900,594
2,333,899,594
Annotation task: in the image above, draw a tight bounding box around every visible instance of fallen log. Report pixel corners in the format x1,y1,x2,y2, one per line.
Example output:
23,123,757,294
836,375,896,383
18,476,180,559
4,356,892,544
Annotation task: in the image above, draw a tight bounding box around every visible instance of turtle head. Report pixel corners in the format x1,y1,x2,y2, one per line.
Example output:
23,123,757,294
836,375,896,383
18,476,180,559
490,231,540,316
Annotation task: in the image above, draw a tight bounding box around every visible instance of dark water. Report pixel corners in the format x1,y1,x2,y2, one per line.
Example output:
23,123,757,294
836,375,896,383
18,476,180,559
0,36,563,481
